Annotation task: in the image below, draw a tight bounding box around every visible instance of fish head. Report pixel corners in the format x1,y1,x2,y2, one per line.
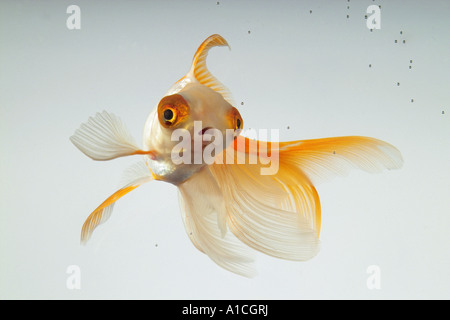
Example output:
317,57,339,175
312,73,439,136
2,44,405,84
172,83,243,143
143,83,243,184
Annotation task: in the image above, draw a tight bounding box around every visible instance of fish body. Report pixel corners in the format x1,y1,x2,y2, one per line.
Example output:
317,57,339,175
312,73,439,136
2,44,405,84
70,35,403,277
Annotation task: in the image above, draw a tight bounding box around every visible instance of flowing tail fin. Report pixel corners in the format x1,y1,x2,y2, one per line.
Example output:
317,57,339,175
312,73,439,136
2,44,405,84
178,167,256,277
206,135,402,266
210,147,321,262
235,135,404,185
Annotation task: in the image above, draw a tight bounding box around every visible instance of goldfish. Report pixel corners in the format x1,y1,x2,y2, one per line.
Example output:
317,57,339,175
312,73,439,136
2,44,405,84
70,34,403,277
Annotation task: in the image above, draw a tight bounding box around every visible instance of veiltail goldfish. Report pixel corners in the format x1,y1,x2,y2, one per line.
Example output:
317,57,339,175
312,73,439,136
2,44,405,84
70,34,403,277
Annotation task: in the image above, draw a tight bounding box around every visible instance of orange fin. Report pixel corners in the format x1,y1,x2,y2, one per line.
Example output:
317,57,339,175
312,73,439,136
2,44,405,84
210,148,321,261
80,161,154,244
80,185,138,244
207,134,403,254
187,34,234,105
233,135,403,184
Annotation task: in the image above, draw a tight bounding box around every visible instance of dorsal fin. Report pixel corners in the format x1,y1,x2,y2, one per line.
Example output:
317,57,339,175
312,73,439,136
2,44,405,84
188,34,234,105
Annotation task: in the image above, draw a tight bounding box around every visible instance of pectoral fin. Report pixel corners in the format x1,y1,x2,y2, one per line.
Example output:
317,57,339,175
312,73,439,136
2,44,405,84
70,111,154,161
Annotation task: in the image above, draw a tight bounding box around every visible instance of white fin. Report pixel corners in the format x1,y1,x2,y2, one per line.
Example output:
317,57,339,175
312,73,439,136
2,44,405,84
178,167,256,277
120,159,155,187
70,111,142,161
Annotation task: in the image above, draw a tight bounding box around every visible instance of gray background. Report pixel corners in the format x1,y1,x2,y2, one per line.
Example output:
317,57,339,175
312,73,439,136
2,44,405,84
1,0,449,299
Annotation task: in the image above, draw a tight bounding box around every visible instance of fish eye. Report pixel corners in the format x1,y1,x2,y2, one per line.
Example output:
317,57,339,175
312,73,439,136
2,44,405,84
163,108,175,122
235,115,243,131
228,107,243,132
157,94,190,129
162,106,177,125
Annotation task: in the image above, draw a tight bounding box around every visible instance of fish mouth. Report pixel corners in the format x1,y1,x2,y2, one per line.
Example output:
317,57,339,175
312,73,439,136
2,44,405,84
199,126,240,142
199,127,216,146
199,127,214,136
